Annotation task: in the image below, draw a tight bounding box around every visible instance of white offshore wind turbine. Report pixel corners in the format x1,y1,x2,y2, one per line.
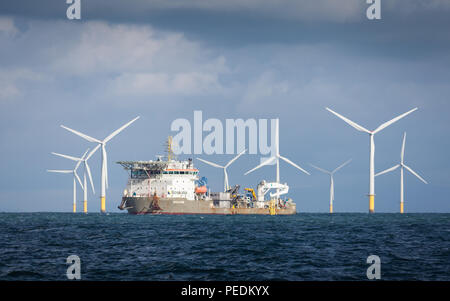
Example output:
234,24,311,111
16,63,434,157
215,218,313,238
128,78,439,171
310,159,352,213
326,107,417,213
375,132,427,213
197,149,247,192
52,149,96,213
61,116,140,213
47,164,84,213
244,119,310,198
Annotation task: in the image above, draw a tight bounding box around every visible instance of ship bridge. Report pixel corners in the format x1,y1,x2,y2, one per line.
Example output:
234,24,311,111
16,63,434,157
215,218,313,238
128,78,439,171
117,160,198,178
117,160,169,171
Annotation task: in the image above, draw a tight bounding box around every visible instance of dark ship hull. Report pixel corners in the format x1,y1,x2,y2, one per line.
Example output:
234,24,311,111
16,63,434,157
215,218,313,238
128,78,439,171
119,196,296,215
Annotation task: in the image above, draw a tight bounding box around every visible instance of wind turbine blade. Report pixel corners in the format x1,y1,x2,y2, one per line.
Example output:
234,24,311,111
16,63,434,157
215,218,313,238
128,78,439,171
309,164,331,175
375,164,400,177
74,149,88,172
196,158,223,169
85,161,95,194
326,107,371,134
373,108,417,134
74,171,84,190
244,156,276,175
74,160,82,172
403,164,428,184
103,116,140,143
80,149,89,159
47,169,72,173
86,144,101,161
225,148,246,168
332,159,352,174
401,132,406,164
51,152,81,162
279,155,310,175
60,125,101,143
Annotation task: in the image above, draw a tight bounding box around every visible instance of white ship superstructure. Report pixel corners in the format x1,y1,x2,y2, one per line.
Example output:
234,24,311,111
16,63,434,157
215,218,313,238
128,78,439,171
119,158,199,201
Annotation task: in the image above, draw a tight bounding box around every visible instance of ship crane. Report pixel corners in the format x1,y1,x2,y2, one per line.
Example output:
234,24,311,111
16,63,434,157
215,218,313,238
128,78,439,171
256,180,289,201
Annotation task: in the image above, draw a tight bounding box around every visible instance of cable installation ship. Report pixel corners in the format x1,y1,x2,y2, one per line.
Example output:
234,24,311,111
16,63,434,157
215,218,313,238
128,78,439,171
117,137,296,215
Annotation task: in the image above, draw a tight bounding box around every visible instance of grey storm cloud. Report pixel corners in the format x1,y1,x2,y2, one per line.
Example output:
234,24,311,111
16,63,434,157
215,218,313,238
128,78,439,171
2,0,450,51
0,17,230,102
1,0,450,23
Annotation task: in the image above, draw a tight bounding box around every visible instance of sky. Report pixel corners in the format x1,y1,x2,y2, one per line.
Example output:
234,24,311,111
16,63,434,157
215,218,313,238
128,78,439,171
0,0,449,212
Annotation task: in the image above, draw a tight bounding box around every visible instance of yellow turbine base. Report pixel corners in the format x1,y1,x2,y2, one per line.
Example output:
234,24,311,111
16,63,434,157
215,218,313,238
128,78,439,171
83,200,87,214
400,202,404,214
269,200,277,215
101,196,106,213
369,195,375,213
329,204,333,214
73,203,76,213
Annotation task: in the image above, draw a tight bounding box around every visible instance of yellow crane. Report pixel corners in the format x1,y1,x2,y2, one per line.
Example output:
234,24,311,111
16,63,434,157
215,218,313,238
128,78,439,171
244,188,257,201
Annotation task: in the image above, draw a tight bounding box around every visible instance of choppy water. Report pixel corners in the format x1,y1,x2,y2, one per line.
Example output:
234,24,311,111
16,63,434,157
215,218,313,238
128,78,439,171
0,213,448,280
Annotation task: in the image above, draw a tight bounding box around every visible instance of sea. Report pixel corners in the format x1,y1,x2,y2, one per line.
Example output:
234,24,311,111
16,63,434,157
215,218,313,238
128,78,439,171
0,213,448,281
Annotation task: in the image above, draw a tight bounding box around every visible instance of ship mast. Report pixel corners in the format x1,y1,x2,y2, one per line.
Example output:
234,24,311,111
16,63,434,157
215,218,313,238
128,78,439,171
166,136,175,161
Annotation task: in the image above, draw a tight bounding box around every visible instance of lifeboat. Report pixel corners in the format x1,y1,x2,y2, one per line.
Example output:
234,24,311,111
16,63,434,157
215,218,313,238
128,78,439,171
195,185,207,194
